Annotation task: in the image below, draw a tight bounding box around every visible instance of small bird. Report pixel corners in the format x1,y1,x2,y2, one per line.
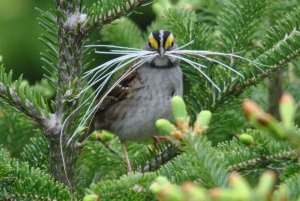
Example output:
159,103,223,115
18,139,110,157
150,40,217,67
92,30,183,172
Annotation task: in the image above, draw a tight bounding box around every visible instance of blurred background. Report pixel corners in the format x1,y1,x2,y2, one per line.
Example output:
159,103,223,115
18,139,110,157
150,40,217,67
0,0,155,83
0,1,54,82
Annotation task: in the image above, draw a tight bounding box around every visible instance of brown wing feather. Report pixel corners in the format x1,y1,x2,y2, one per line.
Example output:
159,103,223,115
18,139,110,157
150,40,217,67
96,63,140,112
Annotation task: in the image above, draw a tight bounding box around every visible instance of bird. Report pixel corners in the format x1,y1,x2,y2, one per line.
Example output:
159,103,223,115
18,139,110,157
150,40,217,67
91,30,183,172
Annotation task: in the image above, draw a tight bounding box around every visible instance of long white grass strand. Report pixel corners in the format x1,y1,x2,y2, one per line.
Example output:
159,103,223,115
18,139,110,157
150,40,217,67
174,40,194,50
167,53,221,92
59,49,156,187
85,44,143,51
165,53,208,68
59,40,268,189
170,50,244,78
194,53,244,78
67,55,155,145
78,52,155,98
69,56,156,145
84,51,152,78
80,55,144,97
170,49,267,72
86,51,154,80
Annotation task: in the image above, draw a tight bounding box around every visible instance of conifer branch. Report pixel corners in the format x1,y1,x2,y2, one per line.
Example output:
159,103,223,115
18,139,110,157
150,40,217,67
137,144,180,173
52,0,88,189
2,1,300,200
0,82,46,125
55,0,87,119
87,0,152,30
0,148,70,200
211,31,300,111
0,81,64,143
275,172,300,200
0,65,61,136
228,150,297,172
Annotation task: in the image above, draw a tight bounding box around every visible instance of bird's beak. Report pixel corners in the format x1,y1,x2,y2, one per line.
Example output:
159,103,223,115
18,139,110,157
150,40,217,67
158,48,165,57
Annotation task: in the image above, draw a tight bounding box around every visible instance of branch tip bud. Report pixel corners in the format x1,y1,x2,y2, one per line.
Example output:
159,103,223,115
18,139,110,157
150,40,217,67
280,92,295,127
171,96,189,123
242,99,263,118
239,133,254,145
156,119,175,136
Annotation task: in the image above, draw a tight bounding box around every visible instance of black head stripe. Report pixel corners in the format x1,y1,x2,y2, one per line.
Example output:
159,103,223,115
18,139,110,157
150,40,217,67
162,31,171,49
151,30,161,48
151,30,172,48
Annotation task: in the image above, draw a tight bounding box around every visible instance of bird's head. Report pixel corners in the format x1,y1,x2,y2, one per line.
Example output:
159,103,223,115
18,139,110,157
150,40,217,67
145,30,180,67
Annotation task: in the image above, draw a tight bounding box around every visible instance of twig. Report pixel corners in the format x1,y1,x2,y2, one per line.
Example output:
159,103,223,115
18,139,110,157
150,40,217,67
137,144,181,173
53,0,88,190
89,0,152,30
0,82,61,133
211,48,300,111
228,150,297,172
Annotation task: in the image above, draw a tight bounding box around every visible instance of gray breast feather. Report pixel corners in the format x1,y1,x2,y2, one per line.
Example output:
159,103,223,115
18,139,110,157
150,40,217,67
94,64,183,142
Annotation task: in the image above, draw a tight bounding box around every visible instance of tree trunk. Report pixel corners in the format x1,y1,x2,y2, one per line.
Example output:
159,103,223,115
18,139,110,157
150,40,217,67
268,70,283,120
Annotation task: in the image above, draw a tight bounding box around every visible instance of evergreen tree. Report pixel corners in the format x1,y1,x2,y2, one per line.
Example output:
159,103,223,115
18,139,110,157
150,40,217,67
0,0,300,200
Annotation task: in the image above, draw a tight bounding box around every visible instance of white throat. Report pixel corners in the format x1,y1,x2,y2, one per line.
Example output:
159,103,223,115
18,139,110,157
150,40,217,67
153,57,170,67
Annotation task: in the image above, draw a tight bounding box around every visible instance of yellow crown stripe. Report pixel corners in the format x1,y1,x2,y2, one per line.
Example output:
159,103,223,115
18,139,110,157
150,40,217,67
149,37,159,49
164,34,174,49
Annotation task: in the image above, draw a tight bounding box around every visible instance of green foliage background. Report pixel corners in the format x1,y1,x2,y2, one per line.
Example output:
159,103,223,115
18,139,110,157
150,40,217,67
0,0,300,200
0,0,154,82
